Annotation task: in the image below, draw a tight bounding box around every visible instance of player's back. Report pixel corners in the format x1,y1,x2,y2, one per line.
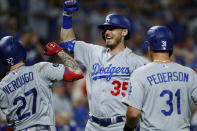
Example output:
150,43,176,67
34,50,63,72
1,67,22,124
134,62,197,131
0,62,55,131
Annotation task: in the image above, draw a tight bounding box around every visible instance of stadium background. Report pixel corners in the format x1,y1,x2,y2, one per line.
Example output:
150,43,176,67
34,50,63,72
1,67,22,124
0,0,197,130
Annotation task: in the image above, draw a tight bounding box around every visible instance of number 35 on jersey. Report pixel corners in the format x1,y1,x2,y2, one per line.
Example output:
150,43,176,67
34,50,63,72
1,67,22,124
111,80,128,97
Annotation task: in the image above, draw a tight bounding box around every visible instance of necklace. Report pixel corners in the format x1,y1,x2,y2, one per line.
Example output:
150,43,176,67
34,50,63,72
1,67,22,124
153,59,171,63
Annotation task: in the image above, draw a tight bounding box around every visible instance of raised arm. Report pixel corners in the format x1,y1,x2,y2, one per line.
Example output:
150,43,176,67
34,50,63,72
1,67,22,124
44,42,83,81
60,0,78,43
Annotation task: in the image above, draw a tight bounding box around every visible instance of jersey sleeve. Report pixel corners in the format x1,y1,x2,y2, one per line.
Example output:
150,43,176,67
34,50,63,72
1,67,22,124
74,41,97,68
190,73,197,104
38,62,65,82
127,52,150,71
0,89,8,108
136,56,150,68
122,72,144,110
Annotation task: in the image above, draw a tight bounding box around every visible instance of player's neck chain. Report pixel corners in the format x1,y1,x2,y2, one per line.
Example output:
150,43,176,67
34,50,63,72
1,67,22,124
153,59,171,63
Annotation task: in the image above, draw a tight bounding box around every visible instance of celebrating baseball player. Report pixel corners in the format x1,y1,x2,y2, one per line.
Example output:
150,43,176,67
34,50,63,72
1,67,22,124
0,36,84,131
56,0,149,130
122,26,197,131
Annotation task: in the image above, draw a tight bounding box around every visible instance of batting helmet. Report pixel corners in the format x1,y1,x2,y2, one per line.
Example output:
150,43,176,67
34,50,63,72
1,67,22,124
145,26,174,51
0,36,26,66
97,13,131,40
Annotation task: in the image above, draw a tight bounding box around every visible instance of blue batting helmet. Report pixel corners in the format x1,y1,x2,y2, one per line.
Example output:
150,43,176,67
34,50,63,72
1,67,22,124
0,36,26,66
98,13,131,40
145,26,174,51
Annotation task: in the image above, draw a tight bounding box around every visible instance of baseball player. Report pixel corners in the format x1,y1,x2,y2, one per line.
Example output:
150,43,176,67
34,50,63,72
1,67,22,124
0,36,84,131
122,26,197,131
54,1,149,131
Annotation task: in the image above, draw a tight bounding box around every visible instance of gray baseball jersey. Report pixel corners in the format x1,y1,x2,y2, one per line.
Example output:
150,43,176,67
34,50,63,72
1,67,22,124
0,62,65,131
74,41,148,130
122,62,197,131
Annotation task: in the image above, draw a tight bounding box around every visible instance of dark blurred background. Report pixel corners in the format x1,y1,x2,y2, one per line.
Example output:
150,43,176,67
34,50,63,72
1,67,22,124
0,0,197,130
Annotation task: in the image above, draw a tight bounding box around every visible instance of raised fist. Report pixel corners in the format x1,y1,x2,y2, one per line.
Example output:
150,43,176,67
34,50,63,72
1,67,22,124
63,0,78,16
44,42,63,56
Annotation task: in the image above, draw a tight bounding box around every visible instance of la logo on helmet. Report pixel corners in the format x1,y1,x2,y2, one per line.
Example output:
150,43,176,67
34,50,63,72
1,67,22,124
161,41,167,50
6,58,14,65
105,15,111,23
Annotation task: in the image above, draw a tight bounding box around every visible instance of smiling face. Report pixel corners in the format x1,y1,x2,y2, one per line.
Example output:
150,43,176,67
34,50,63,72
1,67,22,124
103,26,128,49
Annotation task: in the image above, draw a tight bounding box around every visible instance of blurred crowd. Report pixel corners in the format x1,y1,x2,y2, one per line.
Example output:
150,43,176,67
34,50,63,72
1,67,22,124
0,0,197,130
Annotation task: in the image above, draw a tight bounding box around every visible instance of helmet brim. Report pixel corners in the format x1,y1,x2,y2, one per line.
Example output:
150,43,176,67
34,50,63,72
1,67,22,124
98,24,130,40
97,24,123,30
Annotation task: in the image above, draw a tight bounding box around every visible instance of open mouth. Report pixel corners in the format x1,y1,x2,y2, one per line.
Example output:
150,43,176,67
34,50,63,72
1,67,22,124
106,36,113,41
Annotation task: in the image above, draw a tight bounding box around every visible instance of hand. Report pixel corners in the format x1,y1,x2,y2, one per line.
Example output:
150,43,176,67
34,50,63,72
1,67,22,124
63,0,78,16
44,42,63,56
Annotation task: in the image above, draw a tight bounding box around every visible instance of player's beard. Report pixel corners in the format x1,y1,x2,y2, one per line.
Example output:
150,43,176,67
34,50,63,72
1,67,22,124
105,36,122,49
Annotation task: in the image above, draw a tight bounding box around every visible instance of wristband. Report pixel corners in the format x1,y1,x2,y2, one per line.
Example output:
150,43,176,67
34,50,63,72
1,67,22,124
63,69,84,81
62,15,72,29
59,40,76,54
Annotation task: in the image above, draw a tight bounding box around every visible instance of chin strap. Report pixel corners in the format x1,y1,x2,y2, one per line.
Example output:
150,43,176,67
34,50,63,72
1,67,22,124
63,69,84,81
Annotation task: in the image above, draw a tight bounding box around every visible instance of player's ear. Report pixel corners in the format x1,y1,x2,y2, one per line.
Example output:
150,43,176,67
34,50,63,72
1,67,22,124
122,29,128,37
148,44,153,59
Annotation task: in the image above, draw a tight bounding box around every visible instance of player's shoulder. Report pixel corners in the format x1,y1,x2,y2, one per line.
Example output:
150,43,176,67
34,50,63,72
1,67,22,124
171,63,197,82
33,62,58,73
133,62,196,75
75,41,106,55
33,62,64,73
76,40,103,48
0,74,11,90
0,77,5,88
173,62,196,74
0,84,6,98
133,62,153,74
125,48,150,64
33,62,51,68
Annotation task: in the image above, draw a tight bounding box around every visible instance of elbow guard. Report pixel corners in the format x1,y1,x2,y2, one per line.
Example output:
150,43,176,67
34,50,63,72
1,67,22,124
63,69,84,81
59,40,76,54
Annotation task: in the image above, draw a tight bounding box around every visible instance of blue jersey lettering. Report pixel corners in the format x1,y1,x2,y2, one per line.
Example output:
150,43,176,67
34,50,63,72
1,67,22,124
91,63,131,81
146,72,189,86
3,72,34,94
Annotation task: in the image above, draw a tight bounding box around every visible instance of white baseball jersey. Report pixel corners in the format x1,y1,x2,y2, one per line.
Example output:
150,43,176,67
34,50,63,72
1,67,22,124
0,62,65,131
123,62,197,131
74,41,148,129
